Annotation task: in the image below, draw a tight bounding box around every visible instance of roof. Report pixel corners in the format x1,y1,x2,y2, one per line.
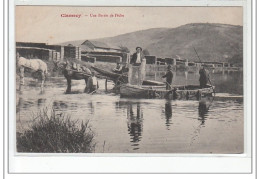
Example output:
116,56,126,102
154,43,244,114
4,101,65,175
82,40,110,48
81,40,122,51
79,45,93,51
16,46,51,51
81,40,110,48
59,40,122,51
62,40,84,47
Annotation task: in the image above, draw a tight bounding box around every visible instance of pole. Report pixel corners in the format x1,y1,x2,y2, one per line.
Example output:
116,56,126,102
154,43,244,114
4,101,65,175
207,77,216,95
165,81,172,90
193,47,202,63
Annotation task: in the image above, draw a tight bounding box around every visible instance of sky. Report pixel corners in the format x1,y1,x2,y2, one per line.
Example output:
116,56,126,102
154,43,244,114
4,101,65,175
16,6,243,44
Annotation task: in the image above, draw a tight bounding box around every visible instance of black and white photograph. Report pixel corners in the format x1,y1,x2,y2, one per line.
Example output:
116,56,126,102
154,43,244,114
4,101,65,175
15,6,244,155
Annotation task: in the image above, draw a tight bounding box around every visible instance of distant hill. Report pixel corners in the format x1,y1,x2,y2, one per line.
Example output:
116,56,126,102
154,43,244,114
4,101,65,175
59,23,243,64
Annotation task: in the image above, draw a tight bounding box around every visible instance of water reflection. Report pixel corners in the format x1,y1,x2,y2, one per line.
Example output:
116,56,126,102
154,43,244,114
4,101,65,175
16,74,244,153
52,100,78,110
16,97,35,113
165,100,173,130
16,97,23,113
198,100,209,125
37,98,46,107
88,101,96,114
198,97,214,124
184,71,188,80
146,70,243,95
126,102,143,150
18,84,24,94
190,98,213,146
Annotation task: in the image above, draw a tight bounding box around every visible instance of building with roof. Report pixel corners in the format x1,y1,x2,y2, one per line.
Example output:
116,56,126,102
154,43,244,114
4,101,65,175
77,40,129,63
16,42,81,61
80,40,123,53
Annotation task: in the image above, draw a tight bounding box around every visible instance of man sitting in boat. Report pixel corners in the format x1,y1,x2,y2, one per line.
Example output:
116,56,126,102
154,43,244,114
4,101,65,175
86,71,99,93
199,66,209,88
113,62,123,73
129,47,146,86
162,65,173,90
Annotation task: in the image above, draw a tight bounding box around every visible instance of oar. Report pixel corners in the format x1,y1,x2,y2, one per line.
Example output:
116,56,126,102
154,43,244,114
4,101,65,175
165,81,173,90
89,89,97,95
193,47,202,63
207,95,215,110
207,77,216,95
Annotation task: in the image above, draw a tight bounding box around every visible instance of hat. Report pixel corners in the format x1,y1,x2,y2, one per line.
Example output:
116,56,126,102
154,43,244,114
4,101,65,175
167,65,172,69
136,47,142,51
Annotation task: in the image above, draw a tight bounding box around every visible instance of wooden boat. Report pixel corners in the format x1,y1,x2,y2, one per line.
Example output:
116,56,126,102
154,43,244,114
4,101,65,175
91,66,125,81
120,83,215,100
91,66,165,86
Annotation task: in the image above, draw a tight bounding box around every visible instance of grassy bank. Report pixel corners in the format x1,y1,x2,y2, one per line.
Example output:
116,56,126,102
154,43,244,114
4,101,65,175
17,108,95,153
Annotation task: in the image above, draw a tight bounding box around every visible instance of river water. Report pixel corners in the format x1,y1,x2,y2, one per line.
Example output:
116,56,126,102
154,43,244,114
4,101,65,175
16,70,243,153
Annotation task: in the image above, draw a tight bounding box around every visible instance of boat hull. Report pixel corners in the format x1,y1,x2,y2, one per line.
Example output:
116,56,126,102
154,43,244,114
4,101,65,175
120,84,156,98
91,66,165,86
120,84,215,100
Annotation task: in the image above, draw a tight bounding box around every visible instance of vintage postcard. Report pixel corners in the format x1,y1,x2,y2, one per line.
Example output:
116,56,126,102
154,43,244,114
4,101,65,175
9,1,254,174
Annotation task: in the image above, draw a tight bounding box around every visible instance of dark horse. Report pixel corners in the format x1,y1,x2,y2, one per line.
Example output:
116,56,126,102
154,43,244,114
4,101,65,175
53,61,92,94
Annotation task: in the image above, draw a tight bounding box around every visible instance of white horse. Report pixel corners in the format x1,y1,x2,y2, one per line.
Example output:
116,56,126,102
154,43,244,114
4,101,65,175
17,53,48,88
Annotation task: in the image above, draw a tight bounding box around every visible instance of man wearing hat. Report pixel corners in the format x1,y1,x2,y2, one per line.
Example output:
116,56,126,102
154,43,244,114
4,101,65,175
130,47,145,66
129,47,146,85
199,66,209,88
162,65,174,90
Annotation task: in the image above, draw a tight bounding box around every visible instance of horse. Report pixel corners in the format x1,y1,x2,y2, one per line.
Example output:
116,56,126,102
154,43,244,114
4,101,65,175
16,54,48,89
53,60,92,94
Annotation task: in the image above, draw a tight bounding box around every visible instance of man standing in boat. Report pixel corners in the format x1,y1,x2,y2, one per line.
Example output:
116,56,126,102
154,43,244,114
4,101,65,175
162,65,174,90
199,66,209,88
129,47,146,86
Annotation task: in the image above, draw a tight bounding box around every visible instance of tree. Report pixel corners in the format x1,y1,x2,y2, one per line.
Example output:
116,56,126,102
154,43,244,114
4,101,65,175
119,45,130,53
142,49,150,56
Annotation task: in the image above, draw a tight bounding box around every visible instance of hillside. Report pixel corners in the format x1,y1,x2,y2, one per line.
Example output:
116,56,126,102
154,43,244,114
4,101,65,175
60,23,243,64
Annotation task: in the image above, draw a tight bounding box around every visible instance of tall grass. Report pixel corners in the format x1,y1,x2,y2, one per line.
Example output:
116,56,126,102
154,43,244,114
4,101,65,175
17,108,95,153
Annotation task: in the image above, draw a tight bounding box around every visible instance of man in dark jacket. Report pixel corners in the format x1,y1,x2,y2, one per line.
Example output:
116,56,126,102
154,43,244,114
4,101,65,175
199,67,209,88
130,47,145,66
162,65,174,90
129,47,146,85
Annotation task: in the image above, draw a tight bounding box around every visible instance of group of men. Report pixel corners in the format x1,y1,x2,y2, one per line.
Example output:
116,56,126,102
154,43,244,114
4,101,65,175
96,46,210,92
162,65,209,90
114,46,210,90
113,46,146,86
113,46,145,72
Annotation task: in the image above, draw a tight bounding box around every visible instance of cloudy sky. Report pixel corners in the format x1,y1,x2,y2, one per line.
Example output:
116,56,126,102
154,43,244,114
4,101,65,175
16,6,243,44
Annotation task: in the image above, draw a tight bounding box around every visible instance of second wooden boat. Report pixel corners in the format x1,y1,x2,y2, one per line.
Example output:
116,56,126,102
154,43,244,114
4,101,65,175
120,83,215,100
91,66,165,86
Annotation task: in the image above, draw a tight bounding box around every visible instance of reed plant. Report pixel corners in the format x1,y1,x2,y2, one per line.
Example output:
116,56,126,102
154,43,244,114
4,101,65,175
17,108,95,153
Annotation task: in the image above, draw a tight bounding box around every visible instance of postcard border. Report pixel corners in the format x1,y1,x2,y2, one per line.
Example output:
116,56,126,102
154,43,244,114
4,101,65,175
4,0,256,176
